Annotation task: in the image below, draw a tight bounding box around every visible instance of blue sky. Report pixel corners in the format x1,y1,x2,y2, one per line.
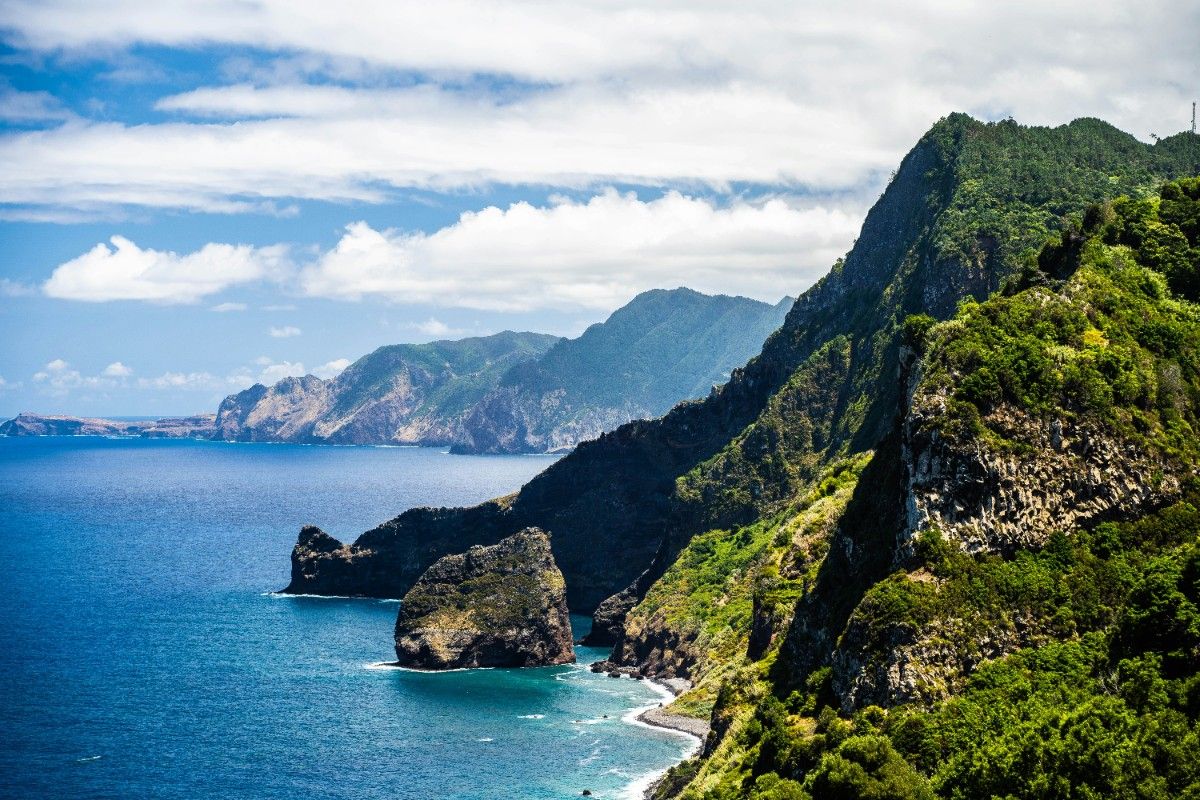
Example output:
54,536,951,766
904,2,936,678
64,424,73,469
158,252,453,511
0,1,1196,417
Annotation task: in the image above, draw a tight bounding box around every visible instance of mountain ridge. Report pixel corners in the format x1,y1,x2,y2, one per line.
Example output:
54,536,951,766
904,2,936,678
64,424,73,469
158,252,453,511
213,287,792,453
283,114,1199,610
282,114,1200,796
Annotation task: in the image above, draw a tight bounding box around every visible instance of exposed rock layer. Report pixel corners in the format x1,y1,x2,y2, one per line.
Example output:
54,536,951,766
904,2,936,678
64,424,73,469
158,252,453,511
392,528,574,669
213,331,560,445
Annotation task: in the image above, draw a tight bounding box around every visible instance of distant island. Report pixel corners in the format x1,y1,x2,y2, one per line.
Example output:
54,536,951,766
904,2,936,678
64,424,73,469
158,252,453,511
0,413,216,438
2,287,792,455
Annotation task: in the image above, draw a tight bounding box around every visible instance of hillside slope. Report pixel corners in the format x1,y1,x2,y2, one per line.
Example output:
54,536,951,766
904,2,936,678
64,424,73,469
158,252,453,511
650,174,1200,800
214,288,789,452
453,288,793,453
283,115,1199,620
212,331,561,445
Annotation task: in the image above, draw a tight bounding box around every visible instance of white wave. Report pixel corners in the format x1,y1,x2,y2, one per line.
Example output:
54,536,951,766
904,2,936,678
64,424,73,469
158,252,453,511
578,745,607,766
517,714,545,719
362,662,484,672
476,737,494,743
260,591,399,602
75,755,102,763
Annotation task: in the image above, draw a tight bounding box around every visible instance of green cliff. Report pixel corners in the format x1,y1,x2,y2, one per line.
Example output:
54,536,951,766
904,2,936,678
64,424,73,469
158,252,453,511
649,174,1200,799
283,114,1200,796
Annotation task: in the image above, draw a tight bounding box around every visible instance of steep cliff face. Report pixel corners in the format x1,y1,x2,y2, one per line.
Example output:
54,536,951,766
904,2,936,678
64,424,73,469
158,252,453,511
639,173,1200,800
902,397,1183,556
286,116,1197,626
392,528,574,669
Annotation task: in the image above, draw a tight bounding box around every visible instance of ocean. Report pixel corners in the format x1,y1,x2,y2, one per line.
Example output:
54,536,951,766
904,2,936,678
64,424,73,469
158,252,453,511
0,437,695,799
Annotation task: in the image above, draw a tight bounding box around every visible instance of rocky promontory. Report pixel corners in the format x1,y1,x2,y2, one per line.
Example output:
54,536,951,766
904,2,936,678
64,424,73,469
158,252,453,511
392,528,575,669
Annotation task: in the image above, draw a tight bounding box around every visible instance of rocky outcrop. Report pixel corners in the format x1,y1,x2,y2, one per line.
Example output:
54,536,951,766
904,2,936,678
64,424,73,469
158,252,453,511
581,565,659,646
0,412,216,438
901,391,1186,558
392,528,574,669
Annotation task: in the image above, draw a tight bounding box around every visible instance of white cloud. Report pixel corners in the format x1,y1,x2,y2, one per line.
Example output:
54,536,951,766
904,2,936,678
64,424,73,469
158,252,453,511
137,371,224,390
302,190,858,310
410,318,463,338
0,85,895,214
0,2,1194,214
268,325,301,338
312,358,351,379
0,84,74,123
33,189,864,312
31,358,118,394
210,301,247,312
0,278,37,297
42,236,290,303
101,361,132,377
256,360,307,383
0,1,1195,217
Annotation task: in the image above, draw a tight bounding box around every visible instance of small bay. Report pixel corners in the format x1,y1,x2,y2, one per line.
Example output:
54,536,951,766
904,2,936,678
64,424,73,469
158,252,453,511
0,437,694,799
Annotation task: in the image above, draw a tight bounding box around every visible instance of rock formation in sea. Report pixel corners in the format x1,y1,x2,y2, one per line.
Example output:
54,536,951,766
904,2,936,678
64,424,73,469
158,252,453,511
392,528,575,669
284,115,1200,798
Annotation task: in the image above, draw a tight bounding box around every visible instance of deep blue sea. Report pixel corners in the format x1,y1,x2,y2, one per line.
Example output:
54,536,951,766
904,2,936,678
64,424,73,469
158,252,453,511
0,437,695,799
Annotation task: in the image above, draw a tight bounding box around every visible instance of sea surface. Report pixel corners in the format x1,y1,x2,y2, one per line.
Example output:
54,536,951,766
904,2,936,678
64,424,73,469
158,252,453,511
0,437,695,799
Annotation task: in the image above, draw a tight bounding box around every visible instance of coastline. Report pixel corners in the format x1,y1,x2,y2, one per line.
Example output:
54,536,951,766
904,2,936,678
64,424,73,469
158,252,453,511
620,677,709,800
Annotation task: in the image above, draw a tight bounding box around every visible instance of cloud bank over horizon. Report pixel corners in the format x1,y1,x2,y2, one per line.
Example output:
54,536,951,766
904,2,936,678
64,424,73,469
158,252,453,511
41,190,858,310
1,0,1196,414
0,1,1196,217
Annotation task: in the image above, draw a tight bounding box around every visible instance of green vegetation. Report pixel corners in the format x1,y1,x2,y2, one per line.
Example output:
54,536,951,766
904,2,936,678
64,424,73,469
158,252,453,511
663,117,1199,542
917,176,1200,462
331,330,562,418
627,455,869,720
652,176,1200,800
497,287,793,428
660,488,1200,800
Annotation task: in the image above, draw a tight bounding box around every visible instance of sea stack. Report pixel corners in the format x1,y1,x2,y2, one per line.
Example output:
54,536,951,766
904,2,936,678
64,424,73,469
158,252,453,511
393,528,575,669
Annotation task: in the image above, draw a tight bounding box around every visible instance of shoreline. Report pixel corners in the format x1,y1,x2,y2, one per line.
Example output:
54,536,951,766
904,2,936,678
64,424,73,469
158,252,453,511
621,677,708,800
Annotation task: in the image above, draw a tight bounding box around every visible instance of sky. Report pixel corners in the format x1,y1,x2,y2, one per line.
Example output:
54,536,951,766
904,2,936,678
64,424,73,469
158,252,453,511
0,1,1196,417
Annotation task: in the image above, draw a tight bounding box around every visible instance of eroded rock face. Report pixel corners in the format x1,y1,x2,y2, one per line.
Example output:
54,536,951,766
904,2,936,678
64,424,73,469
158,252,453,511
901,388,1184,558
392,528,575,669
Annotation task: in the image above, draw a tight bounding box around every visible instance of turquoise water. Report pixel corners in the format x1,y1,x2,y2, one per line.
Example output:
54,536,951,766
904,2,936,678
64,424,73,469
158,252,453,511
0,437,695,799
